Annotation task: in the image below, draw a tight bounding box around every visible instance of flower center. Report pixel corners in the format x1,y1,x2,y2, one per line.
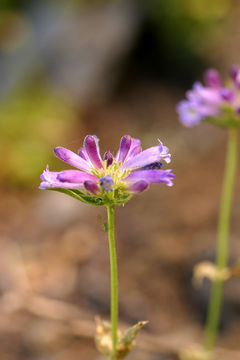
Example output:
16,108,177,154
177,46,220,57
91,160,131,192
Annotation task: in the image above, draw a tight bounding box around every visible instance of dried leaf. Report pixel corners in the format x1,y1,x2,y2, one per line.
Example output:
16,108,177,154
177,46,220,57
179,345,212,360
116,321,148,359
95,318,148,359
192,261,230,288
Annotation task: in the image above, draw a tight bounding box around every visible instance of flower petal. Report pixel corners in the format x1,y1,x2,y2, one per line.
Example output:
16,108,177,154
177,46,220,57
124,169,175,187
84,135,103,169
127,180,148,194
125,138,142,161
126,145,142,160
122,142,171,170
84,180,100,195
176,100,203,127
220,88,236,103
230,65,240,88
40,167,87,189
158,140,171,163
116,135,132,163
187,82,223,107
129,138,141,149
204,69,222,88
78,147,89,161
54,147,92,171
104,150,114,167
57,170,98,183
140,161,162,170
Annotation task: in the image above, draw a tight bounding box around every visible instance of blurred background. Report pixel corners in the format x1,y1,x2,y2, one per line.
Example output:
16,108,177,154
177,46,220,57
1,0,240,359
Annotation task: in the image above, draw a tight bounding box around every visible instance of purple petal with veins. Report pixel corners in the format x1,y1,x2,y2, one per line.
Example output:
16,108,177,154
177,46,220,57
84,180,100,195
116,135,132,163
54,147,92,171
124,169,175,187
122,144,171,170
84,135,103,169
128,138,141,154
78,147,89,161
127,180,148,194
40,167,86,189
104,150,113,167
125,143,142,161
57,170,98,183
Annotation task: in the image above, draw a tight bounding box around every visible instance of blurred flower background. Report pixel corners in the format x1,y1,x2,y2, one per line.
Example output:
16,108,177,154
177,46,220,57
1,0,240,359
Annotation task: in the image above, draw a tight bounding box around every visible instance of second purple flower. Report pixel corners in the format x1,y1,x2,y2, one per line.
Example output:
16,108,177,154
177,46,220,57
177,66,240,128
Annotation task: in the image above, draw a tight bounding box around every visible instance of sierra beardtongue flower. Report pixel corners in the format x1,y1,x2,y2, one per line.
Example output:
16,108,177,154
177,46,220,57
176,65,240,358
177,66,240,127
40,135,174,206
40,135,175,359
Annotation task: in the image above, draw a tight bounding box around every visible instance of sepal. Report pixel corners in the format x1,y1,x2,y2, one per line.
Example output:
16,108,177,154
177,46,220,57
204,106,240,128
47,188,133,207
47,188,104,206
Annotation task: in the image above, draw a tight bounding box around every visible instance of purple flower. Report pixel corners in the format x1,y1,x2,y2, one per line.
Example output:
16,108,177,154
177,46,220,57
40,135,175,205
204,69,222,88
177,66,240,127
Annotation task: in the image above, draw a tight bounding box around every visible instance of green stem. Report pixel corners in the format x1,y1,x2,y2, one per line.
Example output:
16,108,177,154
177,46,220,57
204,128,238,354
107,204,118,360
